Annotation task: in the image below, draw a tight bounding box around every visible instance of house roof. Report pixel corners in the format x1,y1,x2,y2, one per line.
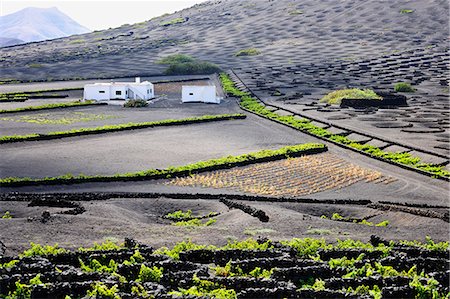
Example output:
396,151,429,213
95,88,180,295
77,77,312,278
84,81,153,87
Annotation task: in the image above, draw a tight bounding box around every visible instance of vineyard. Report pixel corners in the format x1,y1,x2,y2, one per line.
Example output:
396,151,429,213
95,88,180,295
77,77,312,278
0,237,448,299
169,153,397,196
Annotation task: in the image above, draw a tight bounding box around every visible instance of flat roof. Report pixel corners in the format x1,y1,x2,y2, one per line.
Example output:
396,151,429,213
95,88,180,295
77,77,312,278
84,81,152,87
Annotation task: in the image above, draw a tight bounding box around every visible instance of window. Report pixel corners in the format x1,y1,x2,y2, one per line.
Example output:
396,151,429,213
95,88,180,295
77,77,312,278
116,91,122,95
189,93,194,96
99,90,105,94
147,89,149,94
126,90,128,95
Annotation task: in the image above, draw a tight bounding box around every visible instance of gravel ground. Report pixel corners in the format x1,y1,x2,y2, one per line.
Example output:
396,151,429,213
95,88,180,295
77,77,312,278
0,114,318,178
0,197,447,256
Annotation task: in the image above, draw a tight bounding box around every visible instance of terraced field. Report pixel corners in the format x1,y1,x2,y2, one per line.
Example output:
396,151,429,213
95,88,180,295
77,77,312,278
0,1,448,297
0,237,448,298
169,153,397,196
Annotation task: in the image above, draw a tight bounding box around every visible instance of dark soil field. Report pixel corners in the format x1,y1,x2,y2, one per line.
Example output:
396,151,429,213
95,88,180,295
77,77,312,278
0,0,448,298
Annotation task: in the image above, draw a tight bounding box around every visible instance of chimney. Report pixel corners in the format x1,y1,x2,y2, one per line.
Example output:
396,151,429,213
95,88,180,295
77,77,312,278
135,77,141,83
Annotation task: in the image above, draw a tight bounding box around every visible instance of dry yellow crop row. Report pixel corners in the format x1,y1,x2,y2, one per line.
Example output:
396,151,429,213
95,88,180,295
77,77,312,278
168,153,397,196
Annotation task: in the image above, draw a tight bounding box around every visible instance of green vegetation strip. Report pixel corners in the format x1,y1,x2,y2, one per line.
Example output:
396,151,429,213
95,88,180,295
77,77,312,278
0,143,326,186
220,73,449,180
320,88,381,105
0,113,245,144
1,238,447,298
0,101,103,114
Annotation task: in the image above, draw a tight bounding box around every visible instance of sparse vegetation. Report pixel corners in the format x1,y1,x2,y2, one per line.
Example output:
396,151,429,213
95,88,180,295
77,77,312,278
321,213,390,227
306,228,332,235
0,92,29,102
124,99,148,107
20,242,67,257
0,112,116,125
219,73,450,179
289,9,304,15
173,218,217,227
0,143,326,186
28,63,43,68
0,101,99,114
69,39,86,44
0,113,245,143
1,237,448,298
320,88,382,105
394,82,415,92
1,211,12,219
160,17,186,26
234,48,261,57
400,9,414,14
156,54,221,75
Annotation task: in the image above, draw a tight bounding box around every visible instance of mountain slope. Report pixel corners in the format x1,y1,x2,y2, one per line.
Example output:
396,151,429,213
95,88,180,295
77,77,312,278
0,0,447,81
0,7,90,44
0,37,24,47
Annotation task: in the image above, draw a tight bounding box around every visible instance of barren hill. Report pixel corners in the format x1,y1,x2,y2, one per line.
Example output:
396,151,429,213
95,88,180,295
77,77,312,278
1,0,448,81
0,7,90,46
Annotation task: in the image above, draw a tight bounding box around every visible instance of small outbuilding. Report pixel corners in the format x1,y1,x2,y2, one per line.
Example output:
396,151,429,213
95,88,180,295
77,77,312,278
83,77,154,101
181,86,219,104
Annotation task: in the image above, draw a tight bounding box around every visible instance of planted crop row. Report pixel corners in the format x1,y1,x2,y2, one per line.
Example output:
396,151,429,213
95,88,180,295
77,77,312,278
219,73,450,180
0,237,448,298
169,153,394,196
0,93,28,102
0,113,246,144
0,101,102,114
0,143,327,187
0,88,82,102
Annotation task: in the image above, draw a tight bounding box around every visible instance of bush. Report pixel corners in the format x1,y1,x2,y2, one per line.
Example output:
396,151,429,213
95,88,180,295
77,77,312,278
400,9,414,14
156,54,221,75
394,82,415,92
320,89,382,105
164,61,221,75
160,17,186,26
156,54,196,65
235,48,261,57
124,99,148,107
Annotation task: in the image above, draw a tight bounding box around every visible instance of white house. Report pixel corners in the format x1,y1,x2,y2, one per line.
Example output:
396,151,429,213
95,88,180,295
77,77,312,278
83,77,154,101
181,86,219,104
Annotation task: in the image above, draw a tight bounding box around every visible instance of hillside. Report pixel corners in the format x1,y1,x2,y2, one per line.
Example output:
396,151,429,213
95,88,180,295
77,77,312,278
0,0,448,82
0,37,24,47
0,7,90,46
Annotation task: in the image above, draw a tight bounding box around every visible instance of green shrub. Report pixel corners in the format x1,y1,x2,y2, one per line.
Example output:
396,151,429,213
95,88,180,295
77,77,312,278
124,99,148,108
1,211,12,219
86,282,120,299
165,210,193,221
320,89,382,105
137,264,163,283
164,61,221,75
156,54,195,64
400,9,414,14
78,240,124,252
160,17,186,26
172,218,216,226
394,82,415,92
21,242,67,257
235,48,261,57
156,54,221,75
0,259,19,269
